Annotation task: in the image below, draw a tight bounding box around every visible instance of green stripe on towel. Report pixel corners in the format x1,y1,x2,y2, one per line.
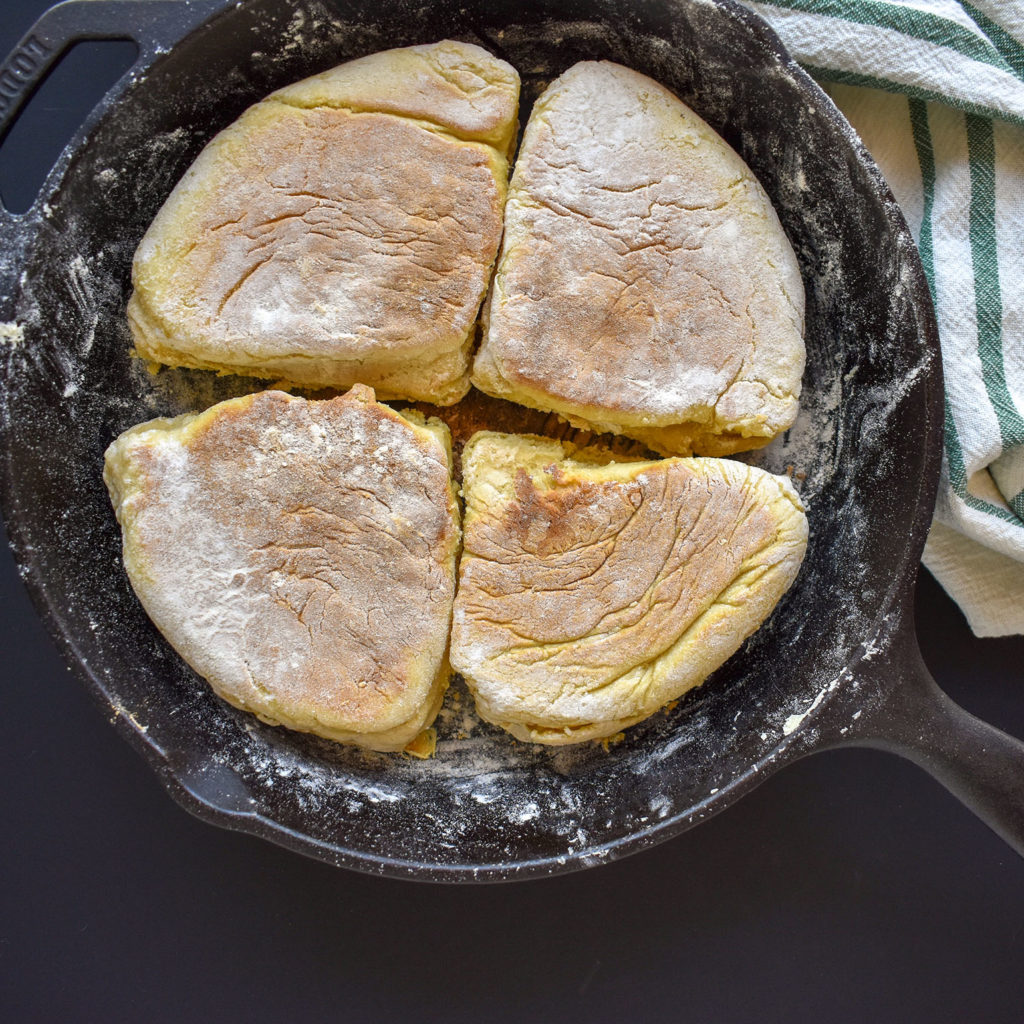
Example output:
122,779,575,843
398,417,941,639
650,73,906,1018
755,0,1014,72
800,64,1024,127
908,99,1022,526
1009,489,1024,520
966,114,1024,449
961,2,1024,79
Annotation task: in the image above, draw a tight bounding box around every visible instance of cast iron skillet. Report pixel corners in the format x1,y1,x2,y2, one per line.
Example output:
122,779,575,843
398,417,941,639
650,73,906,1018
1,0,1023,881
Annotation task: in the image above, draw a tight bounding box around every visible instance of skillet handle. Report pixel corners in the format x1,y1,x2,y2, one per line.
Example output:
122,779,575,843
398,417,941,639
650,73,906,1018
0,0,224,211
0,0,225,309
847,635,1024,857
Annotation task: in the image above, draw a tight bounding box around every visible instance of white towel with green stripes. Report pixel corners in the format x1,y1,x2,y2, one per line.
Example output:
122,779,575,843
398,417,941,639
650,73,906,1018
747,0,1024,636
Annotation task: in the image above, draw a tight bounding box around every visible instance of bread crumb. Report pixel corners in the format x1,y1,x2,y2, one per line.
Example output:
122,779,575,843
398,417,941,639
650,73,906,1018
404,728,438,759
599,732,626,752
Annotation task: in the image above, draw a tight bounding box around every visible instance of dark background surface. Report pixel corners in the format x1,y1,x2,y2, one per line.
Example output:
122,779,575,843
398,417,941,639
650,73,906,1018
2,2,1023,1021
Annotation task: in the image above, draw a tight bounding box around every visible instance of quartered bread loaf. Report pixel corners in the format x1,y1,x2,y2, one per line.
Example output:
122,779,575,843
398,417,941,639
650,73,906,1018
450,432,807,744
103,386,461,752
472,60,805,455
127,41,520,404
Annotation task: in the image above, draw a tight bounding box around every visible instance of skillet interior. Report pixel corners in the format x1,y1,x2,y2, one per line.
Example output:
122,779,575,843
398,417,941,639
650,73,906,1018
0,0,940,879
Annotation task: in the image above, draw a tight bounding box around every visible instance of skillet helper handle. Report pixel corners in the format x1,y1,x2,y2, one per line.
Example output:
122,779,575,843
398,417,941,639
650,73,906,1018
0,0,224,173
0,0,223,301
851,637,1024,857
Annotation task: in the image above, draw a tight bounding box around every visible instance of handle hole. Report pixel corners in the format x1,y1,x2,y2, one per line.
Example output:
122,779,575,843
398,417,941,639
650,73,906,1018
0,39,138,214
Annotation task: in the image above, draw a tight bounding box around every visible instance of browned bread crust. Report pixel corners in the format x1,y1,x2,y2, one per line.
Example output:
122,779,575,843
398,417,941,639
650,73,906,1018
128,41,520,404
104,386,461,751
472,60,805,454
450,432,807,743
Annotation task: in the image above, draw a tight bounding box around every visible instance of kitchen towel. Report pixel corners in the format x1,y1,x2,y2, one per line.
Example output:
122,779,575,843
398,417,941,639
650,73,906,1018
747,0,1024,636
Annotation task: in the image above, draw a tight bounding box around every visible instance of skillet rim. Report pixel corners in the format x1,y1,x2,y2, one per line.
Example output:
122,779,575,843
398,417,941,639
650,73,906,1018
0,0,944,881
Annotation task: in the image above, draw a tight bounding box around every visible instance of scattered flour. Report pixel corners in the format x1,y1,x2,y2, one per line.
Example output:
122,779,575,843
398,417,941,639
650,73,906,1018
0,0,937,877
0,322,24,347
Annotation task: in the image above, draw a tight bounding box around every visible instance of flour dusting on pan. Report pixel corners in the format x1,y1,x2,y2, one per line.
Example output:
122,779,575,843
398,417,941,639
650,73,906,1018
0,0,939,879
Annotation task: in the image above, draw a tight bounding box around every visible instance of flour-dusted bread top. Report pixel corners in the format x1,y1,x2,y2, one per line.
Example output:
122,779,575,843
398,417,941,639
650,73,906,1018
472,60,805,455
450,432,807,744
103,386,461,752
127,41,520,404
269,40,520,155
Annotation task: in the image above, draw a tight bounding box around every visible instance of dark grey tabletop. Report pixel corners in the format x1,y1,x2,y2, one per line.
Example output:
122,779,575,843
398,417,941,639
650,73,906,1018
2,3,1023,1021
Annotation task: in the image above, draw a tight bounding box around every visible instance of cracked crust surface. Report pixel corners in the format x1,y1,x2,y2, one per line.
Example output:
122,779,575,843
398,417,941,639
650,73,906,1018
450,432,808,744
127,41,519,404
471,61,805,454
103,385,461,752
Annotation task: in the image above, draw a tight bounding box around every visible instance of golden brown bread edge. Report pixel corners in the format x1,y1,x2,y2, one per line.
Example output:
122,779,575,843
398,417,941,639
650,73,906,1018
126,41,520,405
471,60,806,456
450,432,808,744
103,386,461,753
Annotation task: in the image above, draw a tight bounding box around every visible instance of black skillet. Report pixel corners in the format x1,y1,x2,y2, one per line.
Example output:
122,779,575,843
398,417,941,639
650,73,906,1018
2,0,1023,880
